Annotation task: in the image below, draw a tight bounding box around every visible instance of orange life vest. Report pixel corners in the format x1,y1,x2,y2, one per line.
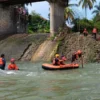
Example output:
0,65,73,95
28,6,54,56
92,28,97,33
83,30,88,34
0,58,4,65
8,64,19,70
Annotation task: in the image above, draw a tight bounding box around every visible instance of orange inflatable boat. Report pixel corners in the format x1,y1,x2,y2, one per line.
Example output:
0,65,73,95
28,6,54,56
42,63,79,70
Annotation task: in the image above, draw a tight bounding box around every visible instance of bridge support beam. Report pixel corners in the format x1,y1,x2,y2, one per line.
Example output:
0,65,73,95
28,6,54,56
50,2,65,37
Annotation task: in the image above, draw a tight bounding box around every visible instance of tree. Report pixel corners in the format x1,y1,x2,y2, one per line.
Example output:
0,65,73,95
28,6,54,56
78,0,96,18
28,11,50,33
72,18,93,32
64,7,75,23
64,0,78,23
92,2,100,21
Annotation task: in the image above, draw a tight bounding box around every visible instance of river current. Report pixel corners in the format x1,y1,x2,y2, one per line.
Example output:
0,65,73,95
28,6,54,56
0,62,100,100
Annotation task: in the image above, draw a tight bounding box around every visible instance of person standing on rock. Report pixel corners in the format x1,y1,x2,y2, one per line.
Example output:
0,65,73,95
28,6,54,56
0,54,6,70
83,28,88,36
92,27,97,40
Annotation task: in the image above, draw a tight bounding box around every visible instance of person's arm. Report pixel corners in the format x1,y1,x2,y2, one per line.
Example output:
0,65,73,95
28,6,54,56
8,64,12,70
76,54,79,60
15,64,19,70
2,58,6,66
52,58,55,65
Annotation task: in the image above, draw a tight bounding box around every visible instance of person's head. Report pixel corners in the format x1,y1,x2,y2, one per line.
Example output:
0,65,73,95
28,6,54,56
10,58,15,64
61,56,67,61
55,54,60,58
84,28,86,31
1,54,5,58
77,50,82,54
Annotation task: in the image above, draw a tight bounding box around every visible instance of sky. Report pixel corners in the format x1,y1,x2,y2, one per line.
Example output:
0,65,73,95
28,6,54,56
26,0,99,20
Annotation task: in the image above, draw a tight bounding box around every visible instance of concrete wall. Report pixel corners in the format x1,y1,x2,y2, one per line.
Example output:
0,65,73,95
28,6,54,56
0,4,17,36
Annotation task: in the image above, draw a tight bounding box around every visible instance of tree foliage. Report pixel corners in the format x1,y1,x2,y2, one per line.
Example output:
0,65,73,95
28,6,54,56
64,7,75,23
64,0,78,24
28,11,50,34
92,2,100,21
72,16,100,33
72,18,93,32
78,0,96,18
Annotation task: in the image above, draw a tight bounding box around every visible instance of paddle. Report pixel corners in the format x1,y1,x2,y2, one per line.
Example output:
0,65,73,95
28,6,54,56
81,55,83,68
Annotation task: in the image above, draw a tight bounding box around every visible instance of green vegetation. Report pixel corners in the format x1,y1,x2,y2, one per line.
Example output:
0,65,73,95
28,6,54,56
28,11,50,34
64,0,78,23
92,2,100,21
68,1,100,34
78,0,96,18
72,18,100,33
64,7,75,23
27,0,100,35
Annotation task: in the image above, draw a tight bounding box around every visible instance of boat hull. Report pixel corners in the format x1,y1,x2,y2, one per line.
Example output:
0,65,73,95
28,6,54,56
42,63,79,70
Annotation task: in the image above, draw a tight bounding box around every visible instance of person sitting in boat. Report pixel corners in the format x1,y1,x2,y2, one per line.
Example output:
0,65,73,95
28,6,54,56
52,54,60,65
71,50,82,63
60,55,67,65
8,58,19,70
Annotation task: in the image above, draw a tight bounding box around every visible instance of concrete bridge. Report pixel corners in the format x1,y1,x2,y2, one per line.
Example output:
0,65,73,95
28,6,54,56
0,0,68,37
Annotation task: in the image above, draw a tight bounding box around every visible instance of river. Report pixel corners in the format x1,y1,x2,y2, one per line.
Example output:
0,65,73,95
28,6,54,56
0,62,100,100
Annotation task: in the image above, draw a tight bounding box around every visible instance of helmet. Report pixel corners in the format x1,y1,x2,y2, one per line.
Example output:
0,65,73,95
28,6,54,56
10,58,15,62
55,54,59,57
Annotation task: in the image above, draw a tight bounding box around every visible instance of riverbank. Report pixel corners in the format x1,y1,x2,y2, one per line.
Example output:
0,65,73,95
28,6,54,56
0,32,100,62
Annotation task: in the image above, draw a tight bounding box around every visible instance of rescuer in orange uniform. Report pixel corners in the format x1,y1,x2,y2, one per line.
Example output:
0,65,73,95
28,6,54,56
52,54,60,65
83,28,88,36
92,27,97,40
71,50,82,63
52,54,67,65
60,55,67,65
8,58,19,70
0,54,6,70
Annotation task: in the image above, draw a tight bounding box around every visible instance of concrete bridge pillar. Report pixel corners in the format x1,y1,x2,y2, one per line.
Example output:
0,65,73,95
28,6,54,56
0,4,17,36
49,2,65,37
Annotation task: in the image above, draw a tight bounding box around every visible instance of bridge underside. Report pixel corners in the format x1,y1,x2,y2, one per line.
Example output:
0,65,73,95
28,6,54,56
0,0,45,5
0,0,67,36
